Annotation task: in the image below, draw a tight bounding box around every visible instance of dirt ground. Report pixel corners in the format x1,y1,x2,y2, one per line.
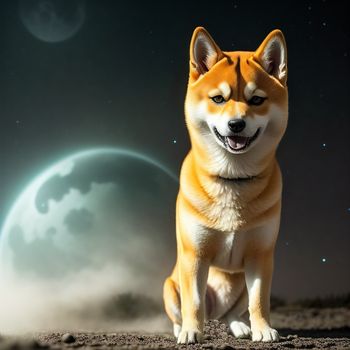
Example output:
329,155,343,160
1,307,349,350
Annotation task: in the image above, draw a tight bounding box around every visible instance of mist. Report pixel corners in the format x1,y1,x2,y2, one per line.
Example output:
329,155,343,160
0,264,170,334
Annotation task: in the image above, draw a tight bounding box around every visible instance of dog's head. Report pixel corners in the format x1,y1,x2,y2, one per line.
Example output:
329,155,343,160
185,27,288,175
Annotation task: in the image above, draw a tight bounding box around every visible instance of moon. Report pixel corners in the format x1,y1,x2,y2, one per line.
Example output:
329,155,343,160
0,148,178,330
19,0,86,43
0,147,178,279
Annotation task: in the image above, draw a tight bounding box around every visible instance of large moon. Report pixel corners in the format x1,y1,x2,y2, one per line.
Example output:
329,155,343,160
0,148,178,331
19,0,86,43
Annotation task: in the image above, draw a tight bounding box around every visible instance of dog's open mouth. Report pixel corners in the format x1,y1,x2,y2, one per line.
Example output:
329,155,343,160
214,127,261,152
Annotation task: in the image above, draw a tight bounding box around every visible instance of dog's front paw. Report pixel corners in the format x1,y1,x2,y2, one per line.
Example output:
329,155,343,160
177,329,204,344
252,326,279,342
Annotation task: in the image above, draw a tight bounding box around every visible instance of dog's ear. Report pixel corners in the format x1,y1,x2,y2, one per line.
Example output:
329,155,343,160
190,27,224,79
253,29,287,85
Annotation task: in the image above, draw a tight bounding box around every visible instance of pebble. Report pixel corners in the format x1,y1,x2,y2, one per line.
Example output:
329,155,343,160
61,333,76,344
219,332,228,338
311,310,320,317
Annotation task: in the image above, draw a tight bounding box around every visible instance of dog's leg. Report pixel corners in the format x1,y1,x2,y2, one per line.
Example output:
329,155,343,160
163,275,182,337
177,252,209,344
244,249,279,342
207,268,251,338
224,284,251,339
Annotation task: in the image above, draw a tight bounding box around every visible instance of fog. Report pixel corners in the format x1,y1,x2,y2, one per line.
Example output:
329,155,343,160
0,264,170,334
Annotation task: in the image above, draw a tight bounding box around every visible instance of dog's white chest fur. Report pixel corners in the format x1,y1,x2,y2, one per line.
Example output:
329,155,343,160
212,218,279,270
181,205,280,272
211,230,246,272
190,180,247,232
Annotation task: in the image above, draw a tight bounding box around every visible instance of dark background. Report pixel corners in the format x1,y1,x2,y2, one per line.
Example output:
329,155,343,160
0,0,348,300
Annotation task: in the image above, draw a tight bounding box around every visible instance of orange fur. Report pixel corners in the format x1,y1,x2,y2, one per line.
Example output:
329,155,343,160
164,27,288,344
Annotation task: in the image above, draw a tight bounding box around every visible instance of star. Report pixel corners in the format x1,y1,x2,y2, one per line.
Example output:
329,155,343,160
322,143,326,148
321,258,326,263
173,139,177,144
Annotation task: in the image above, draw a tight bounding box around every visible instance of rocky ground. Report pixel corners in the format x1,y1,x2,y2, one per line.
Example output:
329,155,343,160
0,307,349,350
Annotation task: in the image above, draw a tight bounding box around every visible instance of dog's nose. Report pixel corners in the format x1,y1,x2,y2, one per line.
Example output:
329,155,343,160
228,119,246,133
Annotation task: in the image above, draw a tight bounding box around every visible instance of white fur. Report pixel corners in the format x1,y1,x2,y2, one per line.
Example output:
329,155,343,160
244,219,280,343
252,327,279,342
173,324,181,337
170,302,182,321
186,100,287,179
207,271,246,319
218,82,231,100
178,209,206,248
195,100,267,141
230,320,251,339
244,82,267,100
214,218,279,270
208,88,222,98
180,205,280,270
208,82,231,100
177,210,209,309
179,180,243,233
179,205,280,326
208,272,235,317
192,276,201,307
197,33,218,70
186,101,288,178
261,37,286,81
211,232,244,270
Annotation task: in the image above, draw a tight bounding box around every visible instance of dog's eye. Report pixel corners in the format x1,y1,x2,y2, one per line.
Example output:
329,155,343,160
248,96,266,106
211,95,225,104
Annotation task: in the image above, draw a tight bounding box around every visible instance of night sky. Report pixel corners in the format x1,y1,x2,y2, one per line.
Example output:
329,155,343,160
0,0,349,300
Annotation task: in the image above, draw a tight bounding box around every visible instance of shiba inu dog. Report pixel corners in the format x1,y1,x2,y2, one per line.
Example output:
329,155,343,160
163,27,288,343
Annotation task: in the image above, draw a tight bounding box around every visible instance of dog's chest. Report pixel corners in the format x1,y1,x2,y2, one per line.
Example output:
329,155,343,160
211,230,246,272
205,183,247,232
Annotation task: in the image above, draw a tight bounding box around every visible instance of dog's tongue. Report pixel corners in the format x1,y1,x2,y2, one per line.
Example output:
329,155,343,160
227,135,248,150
